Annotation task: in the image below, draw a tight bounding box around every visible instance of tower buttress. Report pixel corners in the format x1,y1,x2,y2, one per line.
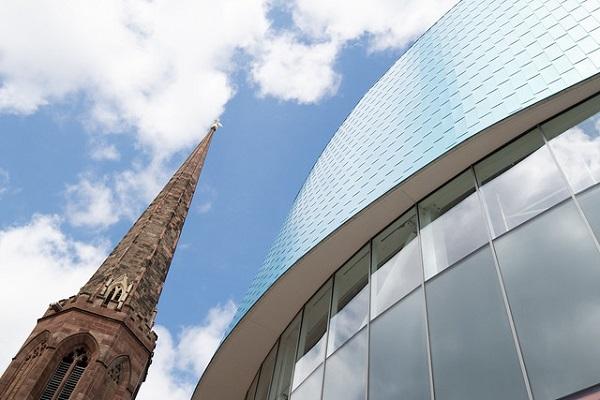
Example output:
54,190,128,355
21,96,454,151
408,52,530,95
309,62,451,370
0,122,219,400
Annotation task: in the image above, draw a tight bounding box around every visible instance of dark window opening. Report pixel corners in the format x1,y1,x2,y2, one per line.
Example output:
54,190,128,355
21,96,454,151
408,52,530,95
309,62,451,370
103,288,115,306
40,347,89,400
108,361,123,385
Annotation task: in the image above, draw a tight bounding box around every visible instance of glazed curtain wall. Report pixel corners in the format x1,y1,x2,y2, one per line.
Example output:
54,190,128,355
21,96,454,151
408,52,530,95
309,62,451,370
245,93,600,400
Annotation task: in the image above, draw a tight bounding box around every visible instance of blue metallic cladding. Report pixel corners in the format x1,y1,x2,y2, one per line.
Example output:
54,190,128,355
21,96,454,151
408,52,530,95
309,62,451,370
230,0,600,331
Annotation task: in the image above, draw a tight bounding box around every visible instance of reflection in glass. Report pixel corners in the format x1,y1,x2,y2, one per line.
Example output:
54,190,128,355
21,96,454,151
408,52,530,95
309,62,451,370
322,328,367,400
292,280,332,389
269,313,301,400
542,94,600,194
578,185,600,240
371,209,421,318
475,130,570,237
327,246,369,356
255,344,278,400
246,371,259,400
290,365,323,400
419,170,488,279
369,290,430,400
495,201,600,400
426,246,528,400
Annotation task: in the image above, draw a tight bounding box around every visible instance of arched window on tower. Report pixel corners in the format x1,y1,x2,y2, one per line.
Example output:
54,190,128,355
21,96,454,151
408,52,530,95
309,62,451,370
103,288,115,306
100,275,131,309
114,287,123,302
101,356,130,400
3,333,49,398
102,285,123,306
40,347,89,400
108,360,123,385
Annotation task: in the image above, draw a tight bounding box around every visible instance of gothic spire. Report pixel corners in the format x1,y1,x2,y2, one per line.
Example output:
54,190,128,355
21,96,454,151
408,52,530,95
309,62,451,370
79,122,219,326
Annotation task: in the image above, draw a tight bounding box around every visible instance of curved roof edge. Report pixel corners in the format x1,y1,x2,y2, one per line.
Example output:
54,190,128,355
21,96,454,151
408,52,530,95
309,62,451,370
192,74,600,400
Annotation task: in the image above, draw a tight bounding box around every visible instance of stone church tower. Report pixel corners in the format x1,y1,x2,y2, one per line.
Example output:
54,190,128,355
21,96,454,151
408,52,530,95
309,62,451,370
0,123,219,400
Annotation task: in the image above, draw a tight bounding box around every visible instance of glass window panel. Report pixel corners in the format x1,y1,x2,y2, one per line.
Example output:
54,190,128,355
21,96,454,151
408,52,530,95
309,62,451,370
542,94,600,194
426,246,528,400
371,208,421,318
327,246,369,356
322,328,367,400
369,289,430,400
246,371,259,400
290,365,323,400
578,185,600,240
292,280,332,389
475,130,570,237
494,200,600,400
269,313,301,400
255,343,278,400
418,170,488,279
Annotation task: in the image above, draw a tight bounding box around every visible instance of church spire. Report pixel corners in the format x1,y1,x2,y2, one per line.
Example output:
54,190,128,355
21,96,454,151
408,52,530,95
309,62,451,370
0,122,219,400
80,122,218,325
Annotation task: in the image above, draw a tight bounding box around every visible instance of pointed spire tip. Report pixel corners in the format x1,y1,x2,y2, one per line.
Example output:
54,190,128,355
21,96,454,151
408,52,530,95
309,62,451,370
210,118,222,131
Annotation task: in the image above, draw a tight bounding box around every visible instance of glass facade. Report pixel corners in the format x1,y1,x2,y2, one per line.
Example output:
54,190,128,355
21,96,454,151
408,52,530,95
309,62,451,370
322,328,367,400
418,171,488,279
475,130,570,237
369,290,429,400
426,246,528,400
292,280,332,390
495,200,600,400
268,313,301,400
327,246,369,356
370,209,421,318
578,186,600,239
255,345,278,400
245,93,600,400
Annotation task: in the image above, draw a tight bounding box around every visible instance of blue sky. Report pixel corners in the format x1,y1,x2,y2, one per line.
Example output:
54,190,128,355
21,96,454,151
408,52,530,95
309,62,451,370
0,0,455,397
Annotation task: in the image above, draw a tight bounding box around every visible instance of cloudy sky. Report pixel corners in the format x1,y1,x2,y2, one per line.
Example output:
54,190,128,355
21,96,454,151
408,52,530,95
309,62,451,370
0,0,455,397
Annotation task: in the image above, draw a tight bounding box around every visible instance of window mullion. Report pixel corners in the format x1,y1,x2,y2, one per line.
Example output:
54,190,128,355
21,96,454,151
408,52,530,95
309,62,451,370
472,165,534,400
416,205,435,400
50,360,76,400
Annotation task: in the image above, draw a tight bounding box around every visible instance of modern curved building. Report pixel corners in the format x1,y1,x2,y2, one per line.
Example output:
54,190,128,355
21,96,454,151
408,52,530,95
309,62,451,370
194,1,600,399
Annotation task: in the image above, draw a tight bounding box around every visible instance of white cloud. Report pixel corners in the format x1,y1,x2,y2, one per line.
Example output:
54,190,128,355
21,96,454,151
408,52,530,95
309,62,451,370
0,0,457,154
195,184,217,215
90,143,120,161
291,0,458,51
136,326,194,400
65,157,172,229
113,158,171,213
176,301,237,376
251,35,340,103
0,0,270,156
197,202,213,214
0,215,108,371
249,0,456,103
550,123,600,193
137,301,237,400
65,177,119,229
